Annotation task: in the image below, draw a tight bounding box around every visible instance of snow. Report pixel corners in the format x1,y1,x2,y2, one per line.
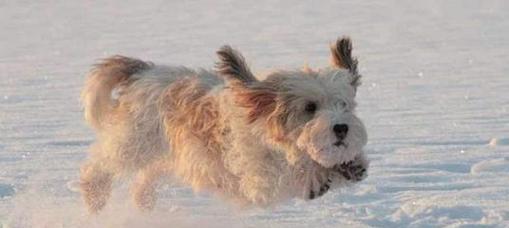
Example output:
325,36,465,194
1,0,508,227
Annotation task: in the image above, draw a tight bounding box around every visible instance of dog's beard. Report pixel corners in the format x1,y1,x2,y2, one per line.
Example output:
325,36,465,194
296,113,367,168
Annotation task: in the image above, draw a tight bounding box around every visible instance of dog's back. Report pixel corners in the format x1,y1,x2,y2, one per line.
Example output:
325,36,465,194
81,56,226,167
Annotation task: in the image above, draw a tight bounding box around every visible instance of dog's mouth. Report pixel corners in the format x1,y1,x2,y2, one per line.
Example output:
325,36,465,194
305,141,356,169
333,141,348,148
337,160,355,168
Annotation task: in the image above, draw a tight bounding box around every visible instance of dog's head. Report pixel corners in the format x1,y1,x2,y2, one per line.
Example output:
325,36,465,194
216,37,367,168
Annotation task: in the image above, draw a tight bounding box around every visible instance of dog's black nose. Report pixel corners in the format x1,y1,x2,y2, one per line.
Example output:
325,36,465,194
333,124,349,140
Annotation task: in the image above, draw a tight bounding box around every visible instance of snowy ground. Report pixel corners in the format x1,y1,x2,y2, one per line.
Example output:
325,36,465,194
1,0,508,227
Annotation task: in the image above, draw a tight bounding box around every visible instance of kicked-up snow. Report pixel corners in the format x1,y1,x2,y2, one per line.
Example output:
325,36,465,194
0,0,508,227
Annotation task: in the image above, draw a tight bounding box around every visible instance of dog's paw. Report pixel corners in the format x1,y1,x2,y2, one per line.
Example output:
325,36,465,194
334,159,367,182
308,179,331,200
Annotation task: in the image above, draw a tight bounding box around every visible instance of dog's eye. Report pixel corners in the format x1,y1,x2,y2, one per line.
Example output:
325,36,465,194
339,100,347,108
305,102,318,114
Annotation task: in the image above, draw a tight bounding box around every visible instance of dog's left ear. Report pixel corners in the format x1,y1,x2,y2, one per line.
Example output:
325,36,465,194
216,46,277,123
233,83,277,123
330,37,361,88
216,45,258,84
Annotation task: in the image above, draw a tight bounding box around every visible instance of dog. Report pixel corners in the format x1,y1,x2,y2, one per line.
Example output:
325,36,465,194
79,37,369,213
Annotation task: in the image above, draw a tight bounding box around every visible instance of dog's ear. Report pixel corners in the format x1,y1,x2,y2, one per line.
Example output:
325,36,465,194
216,45,257,84
216,46,276,122
232,83,277,123
330,37,361,88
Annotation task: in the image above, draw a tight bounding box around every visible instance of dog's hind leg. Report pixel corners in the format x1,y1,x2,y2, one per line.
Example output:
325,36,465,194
131,160,170,211
80,160,113,214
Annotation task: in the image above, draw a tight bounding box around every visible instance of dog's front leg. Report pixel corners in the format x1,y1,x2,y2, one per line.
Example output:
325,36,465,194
309,153,369,199
238,174,278,207
308,175,332,200
334,153,369,182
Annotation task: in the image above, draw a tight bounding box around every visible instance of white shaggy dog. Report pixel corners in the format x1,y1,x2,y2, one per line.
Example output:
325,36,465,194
80,37,369,213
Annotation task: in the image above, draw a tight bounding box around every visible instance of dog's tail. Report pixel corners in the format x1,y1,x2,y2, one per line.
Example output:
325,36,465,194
81,55,153,129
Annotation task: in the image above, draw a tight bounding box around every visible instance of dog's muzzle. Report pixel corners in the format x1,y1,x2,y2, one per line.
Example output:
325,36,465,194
333,124,348,147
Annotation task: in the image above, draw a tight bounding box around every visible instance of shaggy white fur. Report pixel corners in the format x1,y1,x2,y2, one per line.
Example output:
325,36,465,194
79,37,369,213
